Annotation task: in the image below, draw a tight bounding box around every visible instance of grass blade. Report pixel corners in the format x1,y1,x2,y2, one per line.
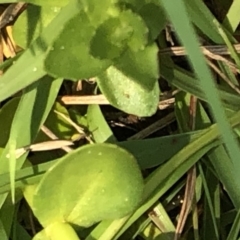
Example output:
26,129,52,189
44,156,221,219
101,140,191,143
226,209,240,240
223,0,240,33
161,0,240,182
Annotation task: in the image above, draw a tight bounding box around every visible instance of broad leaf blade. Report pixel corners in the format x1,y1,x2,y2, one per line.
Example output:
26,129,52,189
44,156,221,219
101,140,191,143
44,11,111,79
30,144,143,228
97,45,159,117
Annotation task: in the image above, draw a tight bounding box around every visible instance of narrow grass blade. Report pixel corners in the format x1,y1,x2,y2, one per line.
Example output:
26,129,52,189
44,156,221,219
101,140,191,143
0,77,62,210
113,110,240,239
175,90,240,208
198,164,220,240
0,219,8,240
226,209,240,240
161,63,240,111
161,0,240,182
223,0,240,33
0,0,80,102
88,110,240,240
87,105,116,143
213,20,240,69
183,0,224,44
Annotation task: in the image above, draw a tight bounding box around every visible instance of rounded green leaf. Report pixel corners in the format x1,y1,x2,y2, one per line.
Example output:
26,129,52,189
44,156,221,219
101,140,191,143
97,44,160,117
31,143,144,227
44,12,111,79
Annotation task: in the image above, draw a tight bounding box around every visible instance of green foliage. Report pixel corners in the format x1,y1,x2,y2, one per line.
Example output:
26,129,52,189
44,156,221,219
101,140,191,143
24,144,143,238
0,0,240,239
10,0,162,114
13,0,69,48
44,11,112,79
33,222,79,240
97,45,159,116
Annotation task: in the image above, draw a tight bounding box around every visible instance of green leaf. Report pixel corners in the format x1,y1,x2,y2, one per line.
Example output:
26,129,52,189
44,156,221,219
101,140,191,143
36,102,77,142
138,3,166,42
44,11,111,79
113,111,240,239
0,95,72,161
183,0,224,44
90,9,148,59
13,222,32,240
0,76,62,207
0,129,216,197
226,209,240,240
114,44,159,90
223,0,240,33
117,0,145,11
0,219,8,240
90,14,133,59
33,222,79,240
28,144,144,227
0,0,80,102
120,130,205,169
122,10,148,51
87,105,117,143
13,0,69,48
0,98,19,147
97,66,159,116
97,45,159,116
0,0,66,4
160,63,240,111
78,0,120,27
199,164,220,240
161,0,240,182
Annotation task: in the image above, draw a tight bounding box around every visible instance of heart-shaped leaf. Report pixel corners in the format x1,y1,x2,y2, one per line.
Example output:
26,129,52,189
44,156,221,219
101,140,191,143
28,143,143,228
